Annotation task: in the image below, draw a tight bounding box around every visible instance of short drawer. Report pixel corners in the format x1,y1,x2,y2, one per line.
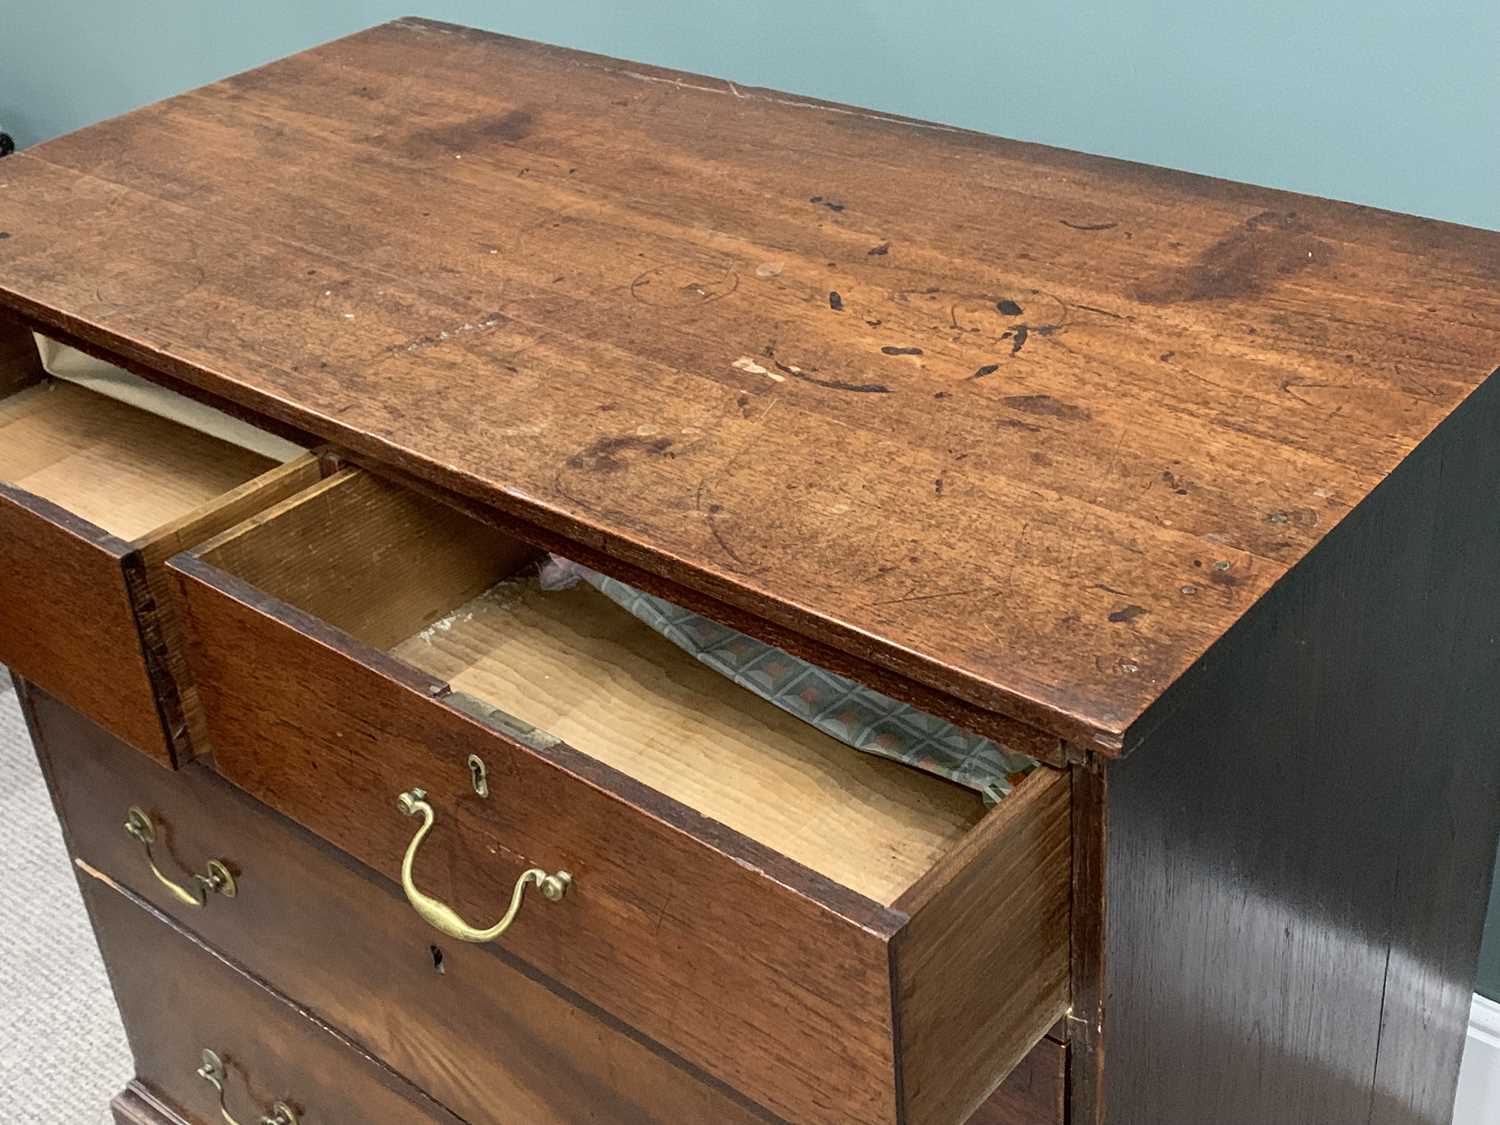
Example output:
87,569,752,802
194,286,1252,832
34,683,778,1125
79,863,457,1125
170,467,1072,1125
0,319,319,764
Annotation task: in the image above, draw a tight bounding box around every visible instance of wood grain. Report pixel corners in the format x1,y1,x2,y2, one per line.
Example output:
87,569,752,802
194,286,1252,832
79,868,462,1125
892,767,1071,1125
31,683,778,1125
391,573,985,905
1101,368,1500,1123
196,468,532,651
4,21,1496,748
966,1034,1067,1125
0,379,275,541
0,483,168,757
173,537,1071,1124
0,365,313,763
365,452,1067,767
111,1084,194,1125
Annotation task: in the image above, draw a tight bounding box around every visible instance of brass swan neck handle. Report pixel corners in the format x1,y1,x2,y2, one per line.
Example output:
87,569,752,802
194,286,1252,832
124,807,236,909
196,1048,298,1125
395,788,571,944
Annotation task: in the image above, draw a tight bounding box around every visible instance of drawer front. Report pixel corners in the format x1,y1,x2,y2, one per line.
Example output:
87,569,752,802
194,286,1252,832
168,468,1073,1125
79,865,457,1125
0,317,320,763
32,683,778,1125
0,483,167,755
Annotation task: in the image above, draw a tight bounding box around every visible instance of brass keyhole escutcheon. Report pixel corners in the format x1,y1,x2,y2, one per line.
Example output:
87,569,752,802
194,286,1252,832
467,754,489,798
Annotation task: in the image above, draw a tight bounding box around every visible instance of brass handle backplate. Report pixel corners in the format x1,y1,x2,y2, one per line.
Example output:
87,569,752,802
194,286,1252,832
196,1048,298,1125
395,788,570,944
124,807,236,909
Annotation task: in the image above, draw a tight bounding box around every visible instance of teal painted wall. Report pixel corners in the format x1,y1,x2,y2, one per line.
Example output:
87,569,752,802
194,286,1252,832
3,2,1498,996
1483,837,1500,1001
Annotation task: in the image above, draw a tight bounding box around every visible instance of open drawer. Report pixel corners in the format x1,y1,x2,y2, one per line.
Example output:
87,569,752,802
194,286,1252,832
0,323,320,764
169,467,1072,1125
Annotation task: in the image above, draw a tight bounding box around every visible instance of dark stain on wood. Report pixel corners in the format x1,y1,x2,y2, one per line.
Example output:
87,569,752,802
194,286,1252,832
881,346,924,357
1207,563,1240,588
404,108,535,154
1006,324,1063,355
1107,604,1148,624
996,298,1023,316
1060,220,1118,232
565,434,675,473
867,242,889,256
775,360,892,395
970,363,1001,380
1132,209,1329,305
808,195,847,213
829,291,844,311
1002,394,1092,422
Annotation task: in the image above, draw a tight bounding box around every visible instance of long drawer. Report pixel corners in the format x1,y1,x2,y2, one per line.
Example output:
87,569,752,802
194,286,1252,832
168,466,1072,1125
32,683,779,1125
78,861,458,1125
0,314,319,764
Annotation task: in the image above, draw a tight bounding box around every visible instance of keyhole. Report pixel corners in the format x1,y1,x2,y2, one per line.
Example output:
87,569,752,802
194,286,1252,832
467,754,489,798
430,944,445,974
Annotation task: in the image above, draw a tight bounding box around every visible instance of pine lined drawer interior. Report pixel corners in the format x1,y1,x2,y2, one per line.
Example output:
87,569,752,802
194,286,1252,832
169,467,1072,1125
0,331,320,764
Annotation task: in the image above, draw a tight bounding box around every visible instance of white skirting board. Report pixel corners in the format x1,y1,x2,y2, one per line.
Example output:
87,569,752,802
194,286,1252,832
1455,994,1500,1124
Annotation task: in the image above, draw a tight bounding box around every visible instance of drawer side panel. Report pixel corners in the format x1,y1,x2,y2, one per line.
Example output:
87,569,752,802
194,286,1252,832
895,767,1072,1125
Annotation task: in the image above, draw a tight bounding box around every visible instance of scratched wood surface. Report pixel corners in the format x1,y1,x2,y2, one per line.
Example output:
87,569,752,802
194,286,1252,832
1,18,1498,749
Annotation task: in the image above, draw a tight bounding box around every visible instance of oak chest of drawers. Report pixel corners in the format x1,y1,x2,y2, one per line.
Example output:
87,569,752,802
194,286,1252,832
3,17,1500,1125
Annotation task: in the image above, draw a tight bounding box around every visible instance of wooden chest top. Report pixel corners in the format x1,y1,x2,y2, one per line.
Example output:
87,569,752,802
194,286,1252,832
1,17,1496,750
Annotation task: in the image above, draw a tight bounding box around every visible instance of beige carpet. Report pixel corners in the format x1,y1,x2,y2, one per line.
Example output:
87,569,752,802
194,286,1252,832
0,675,134,1123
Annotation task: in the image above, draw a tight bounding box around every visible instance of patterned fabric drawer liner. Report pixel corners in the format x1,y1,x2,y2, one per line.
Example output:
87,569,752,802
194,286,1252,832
539,556,1037,804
